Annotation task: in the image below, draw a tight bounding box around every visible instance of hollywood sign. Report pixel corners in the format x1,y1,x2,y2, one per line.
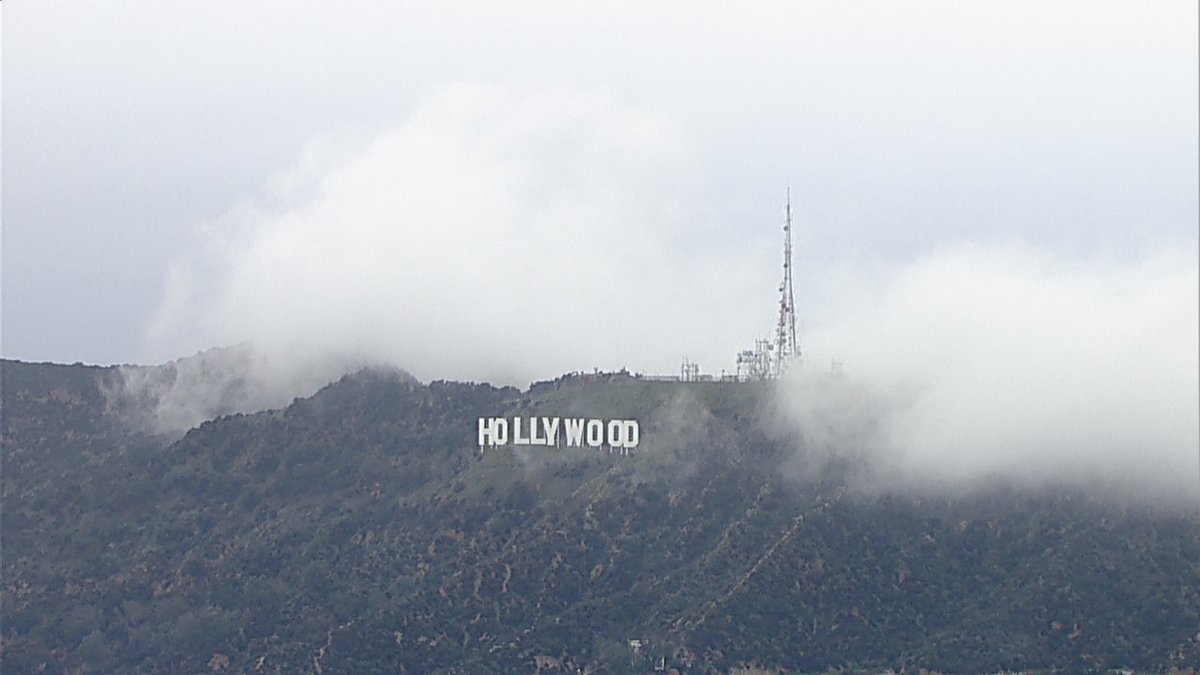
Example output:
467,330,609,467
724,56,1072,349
477,417,640,453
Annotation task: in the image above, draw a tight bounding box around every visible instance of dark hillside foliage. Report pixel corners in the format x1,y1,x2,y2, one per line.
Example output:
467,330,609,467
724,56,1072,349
3,359,1198,673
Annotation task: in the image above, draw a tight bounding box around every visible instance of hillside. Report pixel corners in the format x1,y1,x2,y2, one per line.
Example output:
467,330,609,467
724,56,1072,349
2,358,1198,673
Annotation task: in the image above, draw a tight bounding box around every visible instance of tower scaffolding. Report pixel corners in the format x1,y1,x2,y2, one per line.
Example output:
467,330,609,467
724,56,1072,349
773,188,800,376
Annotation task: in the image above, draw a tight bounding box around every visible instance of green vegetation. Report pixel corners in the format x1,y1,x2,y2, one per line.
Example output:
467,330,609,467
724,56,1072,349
2,360,1198,673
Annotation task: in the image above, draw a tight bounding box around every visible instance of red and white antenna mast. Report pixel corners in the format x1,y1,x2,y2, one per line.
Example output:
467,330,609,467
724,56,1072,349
774,188,799,376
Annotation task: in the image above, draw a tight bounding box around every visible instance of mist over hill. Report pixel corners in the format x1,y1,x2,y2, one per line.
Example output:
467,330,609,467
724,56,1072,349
102,344,373,435
106,232,1200,506
3,357,1198,673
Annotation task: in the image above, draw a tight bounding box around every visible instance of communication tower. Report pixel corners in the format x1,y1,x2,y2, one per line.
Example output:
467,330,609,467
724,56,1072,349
680,358,700,382
731,188,802,382
736,338,773,382
773,188,800,376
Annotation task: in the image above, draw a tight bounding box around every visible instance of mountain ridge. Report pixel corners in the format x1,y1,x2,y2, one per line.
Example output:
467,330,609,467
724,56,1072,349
2,358,1198,673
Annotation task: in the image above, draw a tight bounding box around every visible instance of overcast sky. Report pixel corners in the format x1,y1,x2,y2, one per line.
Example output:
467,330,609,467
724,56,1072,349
3,1,1197,378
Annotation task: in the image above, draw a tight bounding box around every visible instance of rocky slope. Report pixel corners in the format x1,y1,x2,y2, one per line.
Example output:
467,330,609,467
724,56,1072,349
2,359,1198,673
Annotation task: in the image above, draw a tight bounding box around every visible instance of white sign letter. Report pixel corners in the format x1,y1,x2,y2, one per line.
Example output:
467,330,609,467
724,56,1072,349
543,418,560,447
607,420,626,448
530,417,545,445
477,417,492,447
623,420,639,449
565,418,586,447
513,417,530,445
586,419,604,447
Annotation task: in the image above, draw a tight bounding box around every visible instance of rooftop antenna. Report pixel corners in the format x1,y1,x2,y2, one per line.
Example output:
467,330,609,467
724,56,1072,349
774,188,800,376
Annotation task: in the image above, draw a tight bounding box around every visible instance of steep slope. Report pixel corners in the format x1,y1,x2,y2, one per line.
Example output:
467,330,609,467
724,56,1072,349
2,360,1198,674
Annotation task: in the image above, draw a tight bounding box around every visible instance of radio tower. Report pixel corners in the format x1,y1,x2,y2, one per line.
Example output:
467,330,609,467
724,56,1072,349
774,188,799,376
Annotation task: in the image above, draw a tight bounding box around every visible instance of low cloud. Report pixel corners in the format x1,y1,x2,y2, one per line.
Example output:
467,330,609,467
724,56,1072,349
105,344,369,435
779,242,1199,505
145,82,768,389
133,80,1199,499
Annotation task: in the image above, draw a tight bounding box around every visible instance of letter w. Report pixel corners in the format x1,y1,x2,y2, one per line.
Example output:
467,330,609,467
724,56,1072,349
564,418,586,447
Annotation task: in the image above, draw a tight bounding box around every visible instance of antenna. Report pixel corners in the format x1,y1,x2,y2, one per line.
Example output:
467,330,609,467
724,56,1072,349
774,188,800,376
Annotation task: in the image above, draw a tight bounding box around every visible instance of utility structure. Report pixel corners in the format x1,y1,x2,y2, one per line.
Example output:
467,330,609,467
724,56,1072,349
680,357,700,382
773,188,800,375
735,189,801,381
736,338,774,382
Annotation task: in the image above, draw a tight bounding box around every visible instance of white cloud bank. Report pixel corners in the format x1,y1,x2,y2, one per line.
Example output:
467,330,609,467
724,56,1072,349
783,243,1199,504
146,82,768,386
136,80,1197,505
106,343,370,435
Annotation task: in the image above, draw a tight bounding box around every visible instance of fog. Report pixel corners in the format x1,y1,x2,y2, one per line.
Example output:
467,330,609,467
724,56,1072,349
779,243,1199,505
104,344,372,435
122,79,1199,505
145,83,770,385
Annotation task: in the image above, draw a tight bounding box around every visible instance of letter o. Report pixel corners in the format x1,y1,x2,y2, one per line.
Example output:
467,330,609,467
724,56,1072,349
607,420,626,448
586,419,604,447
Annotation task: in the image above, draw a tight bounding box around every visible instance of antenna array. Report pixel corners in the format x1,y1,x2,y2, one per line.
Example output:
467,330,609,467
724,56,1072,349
773,189,800,376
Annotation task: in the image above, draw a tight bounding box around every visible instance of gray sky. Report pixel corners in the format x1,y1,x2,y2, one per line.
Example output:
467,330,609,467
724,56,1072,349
3,1,1197,375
